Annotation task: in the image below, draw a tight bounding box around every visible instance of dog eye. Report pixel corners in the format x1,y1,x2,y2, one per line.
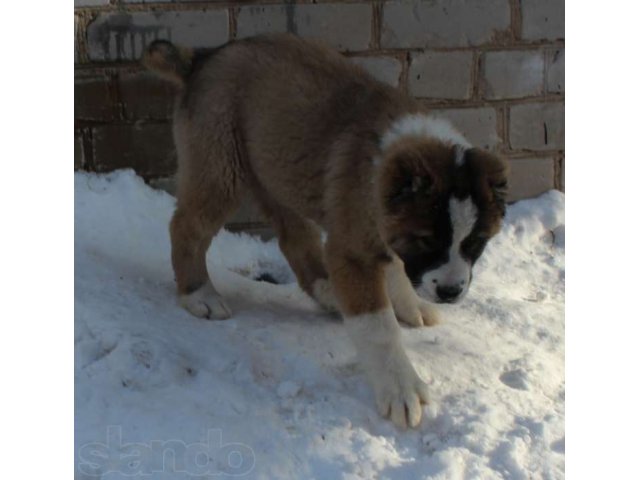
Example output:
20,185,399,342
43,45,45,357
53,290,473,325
411,234,439,251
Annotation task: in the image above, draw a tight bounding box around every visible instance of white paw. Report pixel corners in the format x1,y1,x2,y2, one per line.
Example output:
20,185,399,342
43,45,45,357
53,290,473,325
345,308,430,428
179,280,232,320
311,279,339,312
416,300,441,326
395,300,440,327
385,255,439,327
394,305,423,327
372,348,429,429
371,349,430,429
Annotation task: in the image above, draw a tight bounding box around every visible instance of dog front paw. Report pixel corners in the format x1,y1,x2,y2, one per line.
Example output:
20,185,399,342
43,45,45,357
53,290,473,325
311,278,339,312
345,308,431,428
395,300,440,327
370,351,430,429
416,300,440,326
179,280,232,320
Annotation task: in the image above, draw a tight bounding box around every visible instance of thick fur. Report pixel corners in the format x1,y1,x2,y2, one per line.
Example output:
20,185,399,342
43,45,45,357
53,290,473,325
143,34,508,429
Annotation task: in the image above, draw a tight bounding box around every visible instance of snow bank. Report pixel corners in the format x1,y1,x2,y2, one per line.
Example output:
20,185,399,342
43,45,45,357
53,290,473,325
75,170,564,479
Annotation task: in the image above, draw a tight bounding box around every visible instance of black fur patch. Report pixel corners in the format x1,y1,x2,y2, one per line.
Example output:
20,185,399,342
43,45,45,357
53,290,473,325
460,232,489,265
184,280,206,295
397,195,455,285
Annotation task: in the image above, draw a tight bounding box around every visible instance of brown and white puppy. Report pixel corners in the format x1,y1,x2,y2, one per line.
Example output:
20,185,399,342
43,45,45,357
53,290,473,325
143,34,508,429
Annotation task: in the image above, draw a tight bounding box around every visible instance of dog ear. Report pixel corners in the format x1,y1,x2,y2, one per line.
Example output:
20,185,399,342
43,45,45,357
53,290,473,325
464,148,509,215
487,157,509,217
491,177,508,212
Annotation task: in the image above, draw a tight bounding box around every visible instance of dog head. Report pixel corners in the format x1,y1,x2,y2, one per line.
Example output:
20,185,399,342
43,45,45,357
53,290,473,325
378,119,508,304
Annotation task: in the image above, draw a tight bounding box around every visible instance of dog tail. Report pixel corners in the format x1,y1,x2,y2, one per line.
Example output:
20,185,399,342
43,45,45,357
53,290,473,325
142,40,194,87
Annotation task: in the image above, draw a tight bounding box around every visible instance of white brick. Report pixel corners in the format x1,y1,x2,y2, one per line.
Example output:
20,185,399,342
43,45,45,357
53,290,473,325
87,11,229,61
351,56,402,87
409,51,473,99
556,156,564,191
236,5,289,38
237,3,371,51
295,3,371,51
429,107,500,150
381,0,511,48
482,50,544,99
509,103,564,150
507,157,556,201
75,0,110,6
521,0,564,41
547,49,564,93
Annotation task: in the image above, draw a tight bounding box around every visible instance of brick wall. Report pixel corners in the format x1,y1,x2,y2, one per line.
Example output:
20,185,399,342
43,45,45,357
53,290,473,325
75,0,565,232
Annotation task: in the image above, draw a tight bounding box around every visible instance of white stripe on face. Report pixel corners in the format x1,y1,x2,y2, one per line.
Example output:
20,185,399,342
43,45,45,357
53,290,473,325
418,196,478,302
454,145,466,166
450,196,478,249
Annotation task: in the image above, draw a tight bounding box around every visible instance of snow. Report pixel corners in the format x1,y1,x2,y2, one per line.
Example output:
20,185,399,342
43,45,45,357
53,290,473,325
75,170,565,479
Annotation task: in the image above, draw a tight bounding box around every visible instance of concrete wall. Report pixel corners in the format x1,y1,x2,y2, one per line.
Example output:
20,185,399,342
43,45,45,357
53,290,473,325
75,0,564,233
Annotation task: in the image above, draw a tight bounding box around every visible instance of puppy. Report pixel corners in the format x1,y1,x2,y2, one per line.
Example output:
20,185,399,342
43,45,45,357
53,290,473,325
143,34,508,429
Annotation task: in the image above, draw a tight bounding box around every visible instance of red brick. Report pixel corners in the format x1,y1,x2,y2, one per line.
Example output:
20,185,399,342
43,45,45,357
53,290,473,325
118,71,177,120
75,131,85,170
92,123,176,177
75,74,117,121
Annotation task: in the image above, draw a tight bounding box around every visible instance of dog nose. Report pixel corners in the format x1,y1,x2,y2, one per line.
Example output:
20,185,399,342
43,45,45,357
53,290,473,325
436,285,463,303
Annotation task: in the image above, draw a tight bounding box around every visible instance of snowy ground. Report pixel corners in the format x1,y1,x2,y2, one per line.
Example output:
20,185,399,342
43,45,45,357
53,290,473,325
75,170,565,479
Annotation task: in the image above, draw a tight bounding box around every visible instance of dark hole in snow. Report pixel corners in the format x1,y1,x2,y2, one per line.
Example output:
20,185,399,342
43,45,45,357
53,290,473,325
551,437,565,453
254,273,280,284
499,369,529,391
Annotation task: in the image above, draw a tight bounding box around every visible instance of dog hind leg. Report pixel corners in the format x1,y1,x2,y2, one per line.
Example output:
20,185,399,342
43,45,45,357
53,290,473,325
170,122,243,320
